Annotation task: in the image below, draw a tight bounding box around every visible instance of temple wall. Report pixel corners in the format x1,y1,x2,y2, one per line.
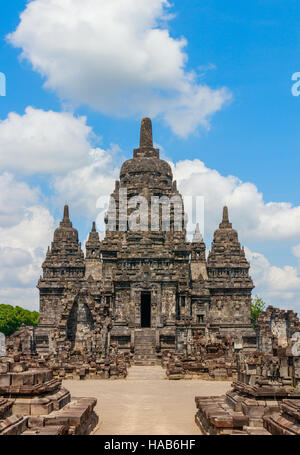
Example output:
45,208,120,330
191,262,208,281
209,292,252,325
85,260,102,280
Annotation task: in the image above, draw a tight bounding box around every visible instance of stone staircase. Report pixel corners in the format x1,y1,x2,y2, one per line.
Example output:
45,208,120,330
134,329,158,365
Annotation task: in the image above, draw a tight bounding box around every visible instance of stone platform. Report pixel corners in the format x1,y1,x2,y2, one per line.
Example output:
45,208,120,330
263,399,300,435
0,355,98,435
195,383,300,435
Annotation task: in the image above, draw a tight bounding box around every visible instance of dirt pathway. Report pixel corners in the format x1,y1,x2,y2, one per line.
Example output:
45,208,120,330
64,366,231,435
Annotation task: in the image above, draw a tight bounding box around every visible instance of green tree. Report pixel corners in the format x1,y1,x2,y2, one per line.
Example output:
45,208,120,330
0,304,39,337
251,295,266,330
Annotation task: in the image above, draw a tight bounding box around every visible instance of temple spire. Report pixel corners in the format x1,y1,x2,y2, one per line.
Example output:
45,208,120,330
140,117,153,148
219,206,232,229
223,206,229,223
192,223,203,242
63,204,70,222
92,221,96,232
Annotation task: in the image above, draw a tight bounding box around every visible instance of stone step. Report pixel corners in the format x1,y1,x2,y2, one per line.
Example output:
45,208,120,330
135,340,155,344
135,346,156,350
135,344,155,348
134,353,157,357
135,338,155,343
135,350,155,353
134,357,157,361
134,339,155,343
135,341,155,344
135,327,155,333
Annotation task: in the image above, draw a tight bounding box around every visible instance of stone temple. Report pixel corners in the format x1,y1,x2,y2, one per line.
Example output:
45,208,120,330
35,118,255,364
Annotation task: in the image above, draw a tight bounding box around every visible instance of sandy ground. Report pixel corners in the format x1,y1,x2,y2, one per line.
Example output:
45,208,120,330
63,366,231,435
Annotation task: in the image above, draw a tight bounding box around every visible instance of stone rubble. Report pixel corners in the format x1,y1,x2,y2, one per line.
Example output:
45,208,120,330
195,306,300,435
0,354,98,435
6,325,128,380
163,333,238,380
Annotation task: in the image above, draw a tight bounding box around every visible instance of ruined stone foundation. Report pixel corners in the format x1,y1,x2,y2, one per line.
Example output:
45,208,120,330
194,307,300,435
0,354,98,435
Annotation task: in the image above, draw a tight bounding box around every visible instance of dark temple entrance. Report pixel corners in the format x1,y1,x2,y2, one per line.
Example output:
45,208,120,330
141,292,151,327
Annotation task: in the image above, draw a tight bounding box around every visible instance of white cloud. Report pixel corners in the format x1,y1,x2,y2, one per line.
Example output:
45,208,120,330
52,145,121,219
292,244,300,259
51,153,300,244
172,159,300,242
0,287,39,312
0,205,55,294
0,174,55,310
0,107,94,175
8,0,230,137
0,172,39,227
0,247,32,268
0,205,54,254
245,247,300,314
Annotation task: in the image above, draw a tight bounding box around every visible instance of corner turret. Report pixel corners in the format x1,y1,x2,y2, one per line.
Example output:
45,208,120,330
85,221,102,281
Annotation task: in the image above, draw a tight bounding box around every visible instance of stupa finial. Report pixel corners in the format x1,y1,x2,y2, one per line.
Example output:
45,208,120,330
192,223,203,242
219,206,232,229
63,204,70,222
223,206,229,223
140,117,153,148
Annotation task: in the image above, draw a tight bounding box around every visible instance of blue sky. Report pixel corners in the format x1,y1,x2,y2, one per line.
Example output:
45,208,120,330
1,0,300,311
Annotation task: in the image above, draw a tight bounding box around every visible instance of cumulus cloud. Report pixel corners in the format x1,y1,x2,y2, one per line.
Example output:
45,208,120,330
172,159,300,242
0,172,39,227
0,205,54,254
0,173,55,310
0,205,55,294
0,287,39,312
0,107,94,175
0,247,32,268
50,151,300,244
52,145,121,219
245,247,300,313
292,244,300,259
8,0,230,137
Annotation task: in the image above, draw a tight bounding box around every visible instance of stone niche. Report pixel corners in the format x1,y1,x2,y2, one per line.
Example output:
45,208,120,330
66,296,95,351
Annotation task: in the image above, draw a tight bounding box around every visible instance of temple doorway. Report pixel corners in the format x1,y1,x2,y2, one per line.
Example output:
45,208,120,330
141,292,151,327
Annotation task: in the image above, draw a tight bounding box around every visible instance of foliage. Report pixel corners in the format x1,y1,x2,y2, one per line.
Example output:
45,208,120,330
251,295,266,330
0,304,39,337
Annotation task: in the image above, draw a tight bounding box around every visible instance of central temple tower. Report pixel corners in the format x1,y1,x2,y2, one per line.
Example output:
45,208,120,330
36,118,255,363
100,118,190,361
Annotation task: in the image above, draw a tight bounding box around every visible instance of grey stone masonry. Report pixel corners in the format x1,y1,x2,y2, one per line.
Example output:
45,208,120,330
36,118,256,366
